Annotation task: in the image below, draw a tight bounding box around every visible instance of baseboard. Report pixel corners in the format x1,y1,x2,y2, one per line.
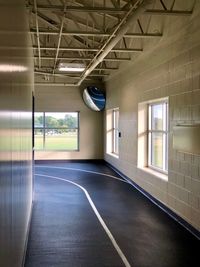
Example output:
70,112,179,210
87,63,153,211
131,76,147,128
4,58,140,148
105,161,200,240
35,159,104,164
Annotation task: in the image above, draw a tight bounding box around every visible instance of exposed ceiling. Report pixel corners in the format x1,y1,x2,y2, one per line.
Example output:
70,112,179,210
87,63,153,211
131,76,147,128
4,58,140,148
27,0,194,86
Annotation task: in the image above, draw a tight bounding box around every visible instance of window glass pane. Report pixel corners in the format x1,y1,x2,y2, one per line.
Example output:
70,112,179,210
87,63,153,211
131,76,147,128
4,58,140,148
34,112,43,128
114,129,119,154
45,129,78,150
151,132,163,169
166,103,168,131
151,104,163,130
113,109,119,154
114,109,119,129
164,133,168,171
45,112,78,128
34,129,44,149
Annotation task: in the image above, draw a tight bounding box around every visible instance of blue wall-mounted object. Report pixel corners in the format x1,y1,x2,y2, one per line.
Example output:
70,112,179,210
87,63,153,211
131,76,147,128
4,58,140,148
83,86,106,111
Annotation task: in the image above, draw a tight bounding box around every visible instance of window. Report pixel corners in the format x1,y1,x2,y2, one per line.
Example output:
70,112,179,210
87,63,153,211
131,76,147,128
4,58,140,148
106,108,119,156
148,101,168,173
34,112,79,151
112,108,119,155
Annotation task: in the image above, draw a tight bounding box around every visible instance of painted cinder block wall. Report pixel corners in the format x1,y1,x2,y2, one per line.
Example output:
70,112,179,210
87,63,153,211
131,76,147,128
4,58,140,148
104,1,200,231
34,85,104,160
0,0,34,266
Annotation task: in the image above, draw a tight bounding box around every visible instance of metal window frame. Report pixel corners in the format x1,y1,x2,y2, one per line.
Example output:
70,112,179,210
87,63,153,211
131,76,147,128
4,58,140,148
34,111,80,151
148,100,168,174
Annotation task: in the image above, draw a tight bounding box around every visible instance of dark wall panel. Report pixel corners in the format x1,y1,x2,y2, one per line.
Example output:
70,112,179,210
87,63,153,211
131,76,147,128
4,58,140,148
0,0,34,266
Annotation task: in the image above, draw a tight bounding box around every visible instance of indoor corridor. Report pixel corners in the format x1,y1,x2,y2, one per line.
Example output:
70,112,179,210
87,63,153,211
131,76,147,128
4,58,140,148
1,1,200,267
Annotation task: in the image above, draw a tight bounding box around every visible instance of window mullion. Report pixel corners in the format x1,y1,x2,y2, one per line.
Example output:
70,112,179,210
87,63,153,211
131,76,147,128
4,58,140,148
149,104,152,130
112,110,114,153
43,112,45,149
148,132,151,167
166,103,169,171
163,133,166,171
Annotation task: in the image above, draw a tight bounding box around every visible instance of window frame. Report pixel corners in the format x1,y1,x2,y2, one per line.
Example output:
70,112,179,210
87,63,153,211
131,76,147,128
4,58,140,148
148,100,168,174
34,112,80,151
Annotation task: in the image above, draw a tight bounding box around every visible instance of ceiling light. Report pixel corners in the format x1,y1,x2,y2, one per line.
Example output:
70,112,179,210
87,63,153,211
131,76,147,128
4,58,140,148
58,63,85,72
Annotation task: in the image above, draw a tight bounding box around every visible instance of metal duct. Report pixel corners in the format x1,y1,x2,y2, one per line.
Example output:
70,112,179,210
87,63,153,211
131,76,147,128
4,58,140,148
77,0,153,86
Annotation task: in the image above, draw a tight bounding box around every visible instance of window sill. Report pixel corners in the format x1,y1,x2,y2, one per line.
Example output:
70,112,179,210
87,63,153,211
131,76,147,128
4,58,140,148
34,149,79,152
106,152,119,159
138,167,168,181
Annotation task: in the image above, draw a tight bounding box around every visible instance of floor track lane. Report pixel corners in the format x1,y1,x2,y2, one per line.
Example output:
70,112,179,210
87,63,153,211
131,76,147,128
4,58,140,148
36,165,128,183
35,173,132,267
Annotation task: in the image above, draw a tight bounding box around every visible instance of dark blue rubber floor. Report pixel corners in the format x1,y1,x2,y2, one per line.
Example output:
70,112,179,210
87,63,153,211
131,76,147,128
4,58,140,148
25,162,200,267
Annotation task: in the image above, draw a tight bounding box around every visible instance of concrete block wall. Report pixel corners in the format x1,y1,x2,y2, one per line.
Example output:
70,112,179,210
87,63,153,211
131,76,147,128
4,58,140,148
104,1,200,231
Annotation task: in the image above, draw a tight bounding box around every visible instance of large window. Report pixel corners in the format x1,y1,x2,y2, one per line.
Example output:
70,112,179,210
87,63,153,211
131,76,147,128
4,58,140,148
34,112,79,151
148,101,168,173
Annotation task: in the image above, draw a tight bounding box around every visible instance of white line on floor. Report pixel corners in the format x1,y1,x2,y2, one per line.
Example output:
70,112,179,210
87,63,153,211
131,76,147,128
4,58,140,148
36,165,129,184
36,173,132,267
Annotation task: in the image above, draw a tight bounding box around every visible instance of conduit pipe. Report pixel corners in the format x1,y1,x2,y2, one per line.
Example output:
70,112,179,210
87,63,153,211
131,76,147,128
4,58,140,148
35,82,78,86
53,3,66,74
34,0,41,68
77,0,153,86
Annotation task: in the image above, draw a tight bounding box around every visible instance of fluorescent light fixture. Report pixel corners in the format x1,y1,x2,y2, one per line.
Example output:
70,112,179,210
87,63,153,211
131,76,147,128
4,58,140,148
58,63,85,72
0,64,28,72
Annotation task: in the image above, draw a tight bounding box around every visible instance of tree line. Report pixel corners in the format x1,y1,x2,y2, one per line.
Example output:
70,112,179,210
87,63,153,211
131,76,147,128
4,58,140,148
35,114,77,128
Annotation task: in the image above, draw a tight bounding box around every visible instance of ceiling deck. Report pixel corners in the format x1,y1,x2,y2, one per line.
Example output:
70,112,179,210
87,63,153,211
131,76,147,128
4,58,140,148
27,0,194,86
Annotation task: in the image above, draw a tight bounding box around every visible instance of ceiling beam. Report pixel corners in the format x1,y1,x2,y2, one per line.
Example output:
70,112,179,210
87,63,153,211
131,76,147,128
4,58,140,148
35,82,78,86
35,66,118,71
30,29,162,38
31,11,99,48
145,9,192,16
33,46,142,53
34,71,93,81
34,56,131,62
34,71,108,77
28,5,129,14
28,5,193,16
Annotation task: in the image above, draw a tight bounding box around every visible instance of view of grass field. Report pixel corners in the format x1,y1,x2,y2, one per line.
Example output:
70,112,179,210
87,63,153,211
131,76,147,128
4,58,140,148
35,133,78,150
34,112,79,151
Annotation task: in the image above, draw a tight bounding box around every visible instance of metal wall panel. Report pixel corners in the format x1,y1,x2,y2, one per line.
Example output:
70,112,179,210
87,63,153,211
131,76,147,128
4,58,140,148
0,0,34,266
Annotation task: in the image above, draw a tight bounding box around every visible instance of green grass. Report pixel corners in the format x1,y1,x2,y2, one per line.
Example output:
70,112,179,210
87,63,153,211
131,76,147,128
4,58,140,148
35,134,78,150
